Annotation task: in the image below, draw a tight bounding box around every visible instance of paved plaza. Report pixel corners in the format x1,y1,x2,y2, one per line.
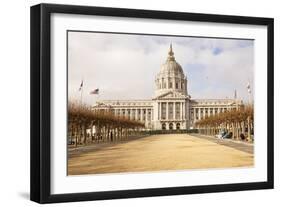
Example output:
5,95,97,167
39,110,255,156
68,134,254,175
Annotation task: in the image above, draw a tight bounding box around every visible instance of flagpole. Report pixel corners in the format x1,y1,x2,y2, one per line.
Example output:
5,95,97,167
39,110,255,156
234,89,238,110
248,91,251,106
93,90,98,106
247,79,251,106
79,79,84,107
92,92,95,106
80,85,83,106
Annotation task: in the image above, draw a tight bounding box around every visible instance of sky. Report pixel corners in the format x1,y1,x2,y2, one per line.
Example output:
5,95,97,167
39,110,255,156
68,31,254,105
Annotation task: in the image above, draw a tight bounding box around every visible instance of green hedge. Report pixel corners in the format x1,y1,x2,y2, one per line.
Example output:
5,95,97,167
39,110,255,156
143,129,198,135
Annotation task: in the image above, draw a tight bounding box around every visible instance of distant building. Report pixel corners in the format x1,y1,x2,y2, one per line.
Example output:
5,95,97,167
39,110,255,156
93,44,243,130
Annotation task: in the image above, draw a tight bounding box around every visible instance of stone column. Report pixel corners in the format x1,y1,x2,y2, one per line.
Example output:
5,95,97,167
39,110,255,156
157,103,159,120
166,102,168,120
130,109,133,120
208,108,211,117
140,108,143,122
145,108,148,122
193,108,196,122
159,102,162,120
198,107,201,120
180,102,183,120
183,102,186,120
182,102,184,119
203,108,206,119
179,102,181,120
173,102,176,120
134,109,137,120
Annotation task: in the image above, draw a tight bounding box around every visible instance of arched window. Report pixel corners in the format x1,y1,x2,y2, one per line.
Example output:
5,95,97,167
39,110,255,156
162,123,166,130
176,123,181,130
169,123,173,130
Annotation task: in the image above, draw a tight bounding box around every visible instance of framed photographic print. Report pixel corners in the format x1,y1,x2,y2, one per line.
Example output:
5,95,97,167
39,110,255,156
30,3,274,203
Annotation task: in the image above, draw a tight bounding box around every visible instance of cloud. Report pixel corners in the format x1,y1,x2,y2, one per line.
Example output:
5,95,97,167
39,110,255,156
68,32,254,105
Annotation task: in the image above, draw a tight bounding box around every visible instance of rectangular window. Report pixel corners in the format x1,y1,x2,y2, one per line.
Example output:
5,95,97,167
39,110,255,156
148,110,151,120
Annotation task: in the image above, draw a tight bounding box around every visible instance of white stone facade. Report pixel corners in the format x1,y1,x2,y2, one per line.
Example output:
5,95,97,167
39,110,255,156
93,44,243,130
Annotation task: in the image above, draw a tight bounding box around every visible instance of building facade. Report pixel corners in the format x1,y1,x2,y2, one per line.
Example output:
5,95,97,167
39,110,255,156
93,44,243,130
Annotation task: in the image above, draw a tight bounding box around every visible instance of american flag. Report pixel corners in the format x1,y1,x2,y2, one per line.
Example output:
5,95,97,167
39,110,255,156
78,80,83,91
247,82,251,94
90,88,99,95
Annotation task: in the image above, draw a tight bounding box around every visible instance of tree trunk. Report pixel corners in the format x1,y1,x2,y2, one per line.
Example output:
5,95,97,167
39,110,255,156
247,117,251,142
75,125,78,147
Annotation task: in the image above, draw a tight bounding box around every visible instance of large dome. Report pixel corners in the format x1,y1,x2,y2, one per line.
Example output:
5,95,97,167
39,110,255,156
158,44,185,78
154,44,188,97
160,61,184,76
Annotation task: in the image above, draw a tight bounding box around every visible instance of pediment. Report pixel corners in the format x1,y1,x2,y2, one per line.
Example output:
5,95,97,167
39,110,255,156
228,102,237,106
154,91,188,100
94,102,111,108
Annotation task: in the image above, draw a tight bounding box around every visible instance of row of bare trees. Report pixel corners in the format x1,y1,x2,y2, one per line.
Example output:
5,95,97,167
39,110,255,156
68,102,145,147
195,106,254,141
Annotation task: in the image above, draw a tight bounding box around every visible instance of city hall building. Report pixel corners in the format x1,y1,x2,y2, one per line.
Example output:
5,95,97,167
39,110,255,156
93,44,243,130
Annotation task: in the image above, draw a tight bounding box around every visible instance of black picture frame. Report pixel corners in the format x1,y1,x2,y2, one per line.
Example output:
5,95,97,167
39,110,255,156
30,3,274,204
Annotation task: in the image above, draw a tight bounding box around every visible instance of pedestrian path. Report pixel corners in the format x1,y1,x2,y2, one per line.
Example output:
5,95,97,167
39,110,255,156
191,134,253,154
68,133,254,175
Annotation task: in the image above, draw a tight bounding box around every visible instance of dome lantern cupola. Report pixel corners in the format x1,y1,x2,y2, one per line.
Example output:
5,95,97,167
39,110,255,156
167,43,175,62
